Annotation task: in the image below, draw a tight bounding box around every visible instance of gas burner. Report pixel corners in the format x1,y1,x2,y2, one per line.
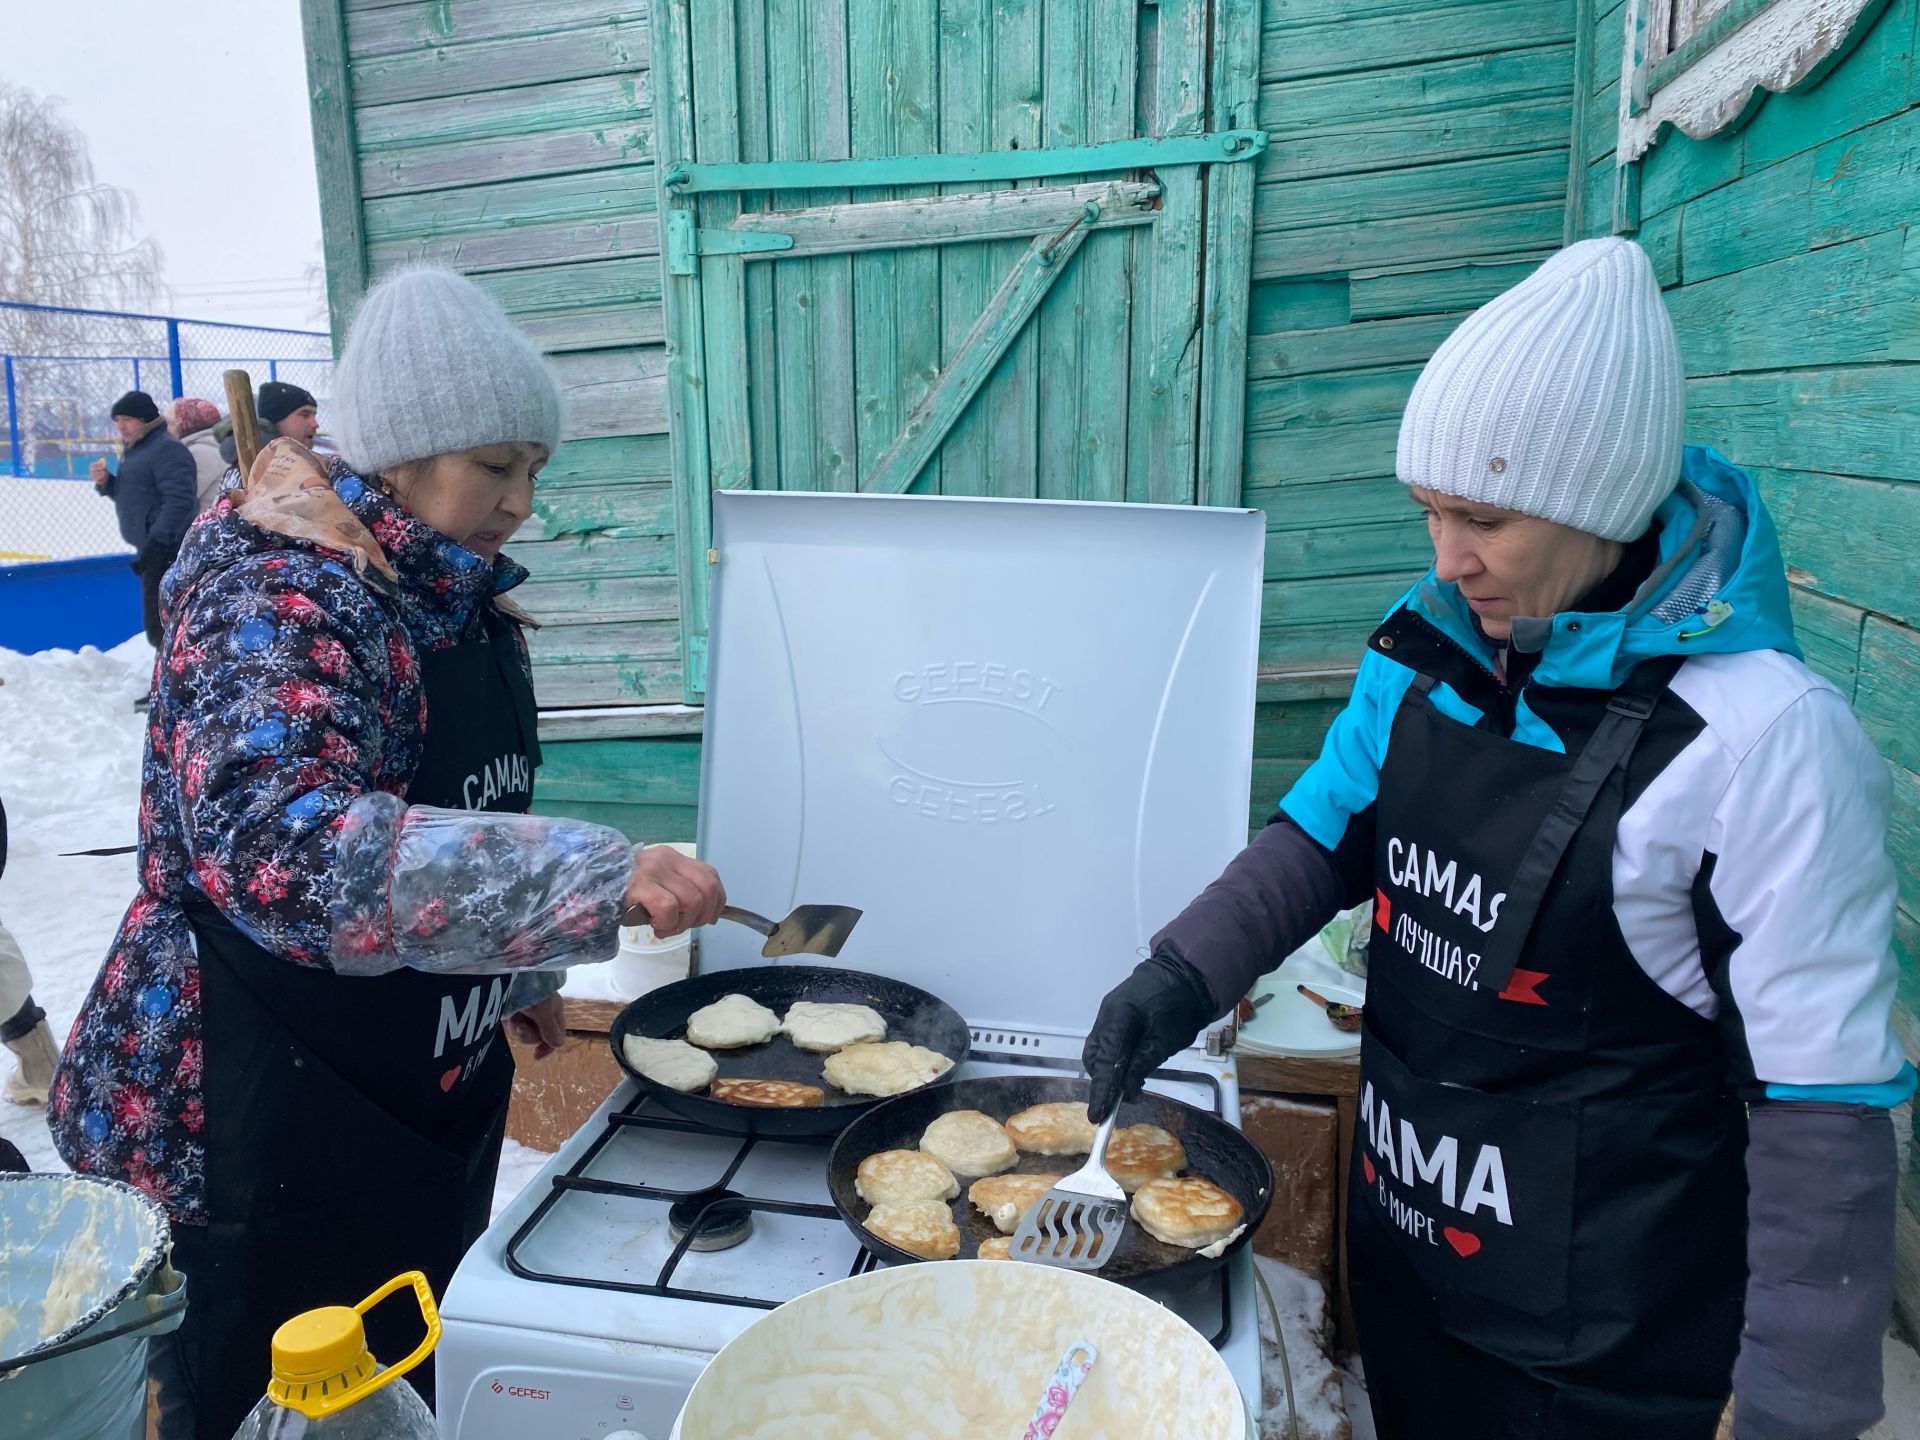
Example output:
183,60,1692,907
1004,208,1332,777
669,1188,754,1252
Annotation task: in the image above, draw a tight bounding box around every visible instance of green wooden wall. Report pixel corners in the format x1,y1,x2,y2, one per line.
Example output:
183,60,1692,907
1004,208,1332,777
1240,0,1579,811
1568,0,1920,1323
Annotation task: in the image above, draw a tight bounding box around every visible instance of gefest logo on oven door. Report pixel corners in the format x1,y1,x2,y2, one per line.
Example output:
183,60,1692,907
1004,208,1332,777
489,1379,552,1400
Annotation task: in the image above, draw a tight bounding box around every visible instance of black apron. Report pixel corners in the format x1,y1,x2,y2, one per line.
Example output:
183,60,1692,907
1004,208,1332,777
1349,645,1747,1440
170,605,541,1440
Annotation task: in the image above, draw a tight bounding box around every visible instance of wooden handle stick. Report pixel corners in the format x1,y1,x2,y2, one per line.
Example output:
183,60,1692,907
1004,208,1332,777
222,369,262,479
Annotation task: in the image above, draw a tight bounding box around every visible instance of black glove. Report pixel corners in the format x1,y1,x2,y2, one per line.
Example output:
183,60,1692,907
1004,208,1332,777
1082,951,1218,1122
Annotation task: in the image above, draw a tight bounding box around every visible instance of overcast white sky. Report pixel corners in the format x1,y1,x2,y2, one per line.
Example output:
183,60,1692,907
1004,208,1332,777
1,0,328,332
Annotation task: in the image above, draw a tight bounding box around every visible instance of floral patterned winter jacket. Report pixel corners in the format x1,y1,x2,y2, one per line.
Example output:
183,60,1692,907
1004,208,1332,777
50,441,633,1221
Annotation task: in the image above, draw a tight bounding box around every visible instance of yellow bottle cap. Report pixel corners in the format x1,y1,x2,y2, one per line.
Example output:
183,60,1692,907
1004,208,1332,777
268,1306,378,1415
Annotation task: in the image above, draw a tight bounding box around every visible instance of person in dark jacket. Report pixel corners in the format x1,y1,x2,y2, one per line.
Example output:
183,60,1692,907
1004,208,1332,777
53,269,726,1440
90,391,199,646
215,380,321,468
1083,239,1908,1440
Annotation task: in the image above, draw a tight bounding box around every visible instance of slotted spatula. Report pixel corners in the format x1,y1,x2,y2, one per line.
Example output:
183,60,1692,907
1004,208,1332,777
1008,1110,1128,1270
621,902,863,958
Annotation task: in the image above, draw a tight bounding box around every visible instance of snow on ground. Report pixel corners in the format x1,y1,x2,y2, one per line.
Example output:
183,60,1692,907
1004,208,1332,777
0,634,151,1173
6,636,1920,1433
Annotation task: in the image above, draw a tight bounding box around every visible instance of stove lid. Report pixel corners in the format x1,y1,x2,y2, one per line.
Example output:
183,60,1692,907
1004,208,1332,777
695,491,1265,1037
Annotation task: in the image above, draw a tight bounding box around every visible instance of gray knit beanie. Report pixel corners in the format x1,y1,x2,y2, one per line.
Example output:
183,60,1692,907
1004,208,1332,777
330,267,563,475
1396,238,1684,541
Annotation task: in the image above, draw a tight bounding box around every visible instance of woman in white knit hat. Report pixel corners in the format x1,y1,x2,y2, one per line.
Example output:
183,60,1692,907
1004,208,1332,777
1085,238,1907,1438
52,268,727,1440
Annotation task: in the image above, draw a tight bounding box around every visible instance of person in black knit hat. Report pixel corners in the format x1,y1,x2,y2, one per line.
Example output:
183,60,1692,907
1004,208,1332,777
90,390,199,647
216,380,320,473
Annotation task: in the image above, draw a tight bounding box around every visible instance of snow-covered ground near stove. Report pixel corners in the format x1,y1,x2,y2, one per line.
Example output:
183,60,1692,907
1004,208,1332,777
3,634,1918,1440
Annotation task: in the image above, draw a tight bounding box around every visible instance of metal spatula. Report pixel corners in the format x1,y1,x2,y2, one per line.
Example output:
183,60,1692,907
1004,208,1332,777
1009,1111,1128,1270
620,902,863,958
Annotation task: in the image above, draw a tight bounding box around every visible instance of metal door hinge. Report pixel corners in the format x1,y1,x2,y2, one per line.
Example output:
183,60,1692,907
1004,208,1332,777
686,633,708,694
665,209,796,277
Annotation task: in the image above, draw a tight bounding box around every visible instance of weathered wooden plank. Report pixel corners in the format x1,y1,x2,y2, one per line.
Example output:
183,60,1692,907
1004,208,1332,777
1128,0,1210,504
812,0,859,496
526,618,681,666
1265,517,1432,580
1264,571,1414,629
356,73,652,149
1686,368,1920,487
1247,314,1462,381
1668,231,1920,375
1255,697,1348,758
1636,122,1742,218
1878,757,1920,916
847,0,941,492
766,0,826,492
515,573,680,624
1034,0,1094,504
731,181,1156,255
1258,151,1569,234
531,734,702,803
539,434,673,487
364,171,658,246
981,0,1045,501
1259,98,1574,185
1257,44,1572,136
513,531,674,582
523,478,675,541
347,0,648,57
1063,0,1140,502
1250,474,1409,530
359,120,654,198
1261,0,1578,82
350,18,651,107
1349,255,1548,322
534,706,703,742
936,0,995,498
1851,611,1920,767
1247,365,1421,437
1247,418,1402,487
1260,623,1381,676
1200,0,1263,509
1787,585,1864,698
861,223,1095,494
1761,467,1920,628
466,257,663,316
1253,202,1566,280
1249,279,1351,336
549,347,670,438
1681,103,1920,282
1563,0,1594,244
511,304,665,352
302,0,368,350
367,213,659,276
528,657,684,707
1736,0,1915,172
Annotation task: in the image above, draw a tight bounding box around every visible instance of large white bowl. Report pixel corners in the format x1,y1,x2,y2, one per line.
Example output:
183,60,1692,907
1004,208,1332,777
671,1260,1255,1440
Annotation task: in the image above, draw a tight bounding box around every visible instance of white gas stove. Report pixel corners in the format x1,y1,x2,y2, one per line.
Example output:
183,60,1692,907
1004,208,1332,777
440,491,1268,1438
437,1031,1258,1438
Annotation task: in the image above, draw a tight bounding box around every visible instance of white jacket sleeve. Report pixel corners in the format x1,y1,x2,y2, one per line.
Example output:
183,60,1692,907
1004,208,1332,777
1704,686,1907,1095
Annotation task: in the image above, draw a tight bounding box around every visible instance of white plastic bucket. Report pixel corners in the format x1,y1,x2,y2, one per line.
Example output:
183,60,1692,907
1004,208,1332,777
0,1174,188,1440
610,924,692,999
669,1260,1256,1440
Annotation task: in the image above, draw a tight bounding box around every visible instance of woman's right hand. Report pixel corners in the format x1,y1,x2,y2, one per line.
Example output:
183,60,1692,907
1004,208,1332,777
621,846,726,938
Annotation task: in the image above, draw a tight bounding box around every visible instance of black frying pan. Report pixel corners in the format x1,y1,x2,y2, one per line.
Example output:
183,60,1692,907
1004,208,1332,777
608,964,971,1137
826,1074,1274,1289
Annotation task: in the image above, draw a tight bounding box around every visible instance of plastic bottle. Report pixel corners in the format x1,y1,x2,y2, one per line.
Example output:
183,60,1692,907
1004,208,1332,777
229,1273,441,1440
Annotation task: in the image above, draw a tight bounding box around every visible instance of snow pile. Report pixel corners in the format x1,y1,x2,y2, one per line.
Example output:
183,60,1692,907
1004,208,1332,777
0,635,152,1173
1255,1253,1350,1439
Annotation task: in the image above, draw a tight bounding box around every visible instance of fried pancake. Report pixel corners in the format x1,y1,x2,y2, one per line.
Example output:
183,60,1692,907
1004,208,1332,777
685,993,781,1049
781,1001,887,1053
856,1149,960,1206
709,1077,825,1108
822,1041,954,1097
1004,1101,1097,1155
967,1173,1067,1234
919,1111,1019,1177
1130,1176,1245,1250
1104,1123,1188,1192
976,1235,1013,1261
620,1035,717,1093
864,1200,961,1260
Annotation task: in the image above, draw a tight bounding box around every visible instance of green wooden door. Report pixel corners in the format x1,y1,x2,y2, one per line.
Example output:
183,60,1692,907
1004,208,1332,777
651,0,1264,698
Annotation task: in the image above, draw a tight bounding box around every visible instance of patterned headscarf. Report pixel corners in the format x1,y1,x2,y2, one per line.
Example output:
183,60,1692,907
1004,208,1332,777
170,397,221,436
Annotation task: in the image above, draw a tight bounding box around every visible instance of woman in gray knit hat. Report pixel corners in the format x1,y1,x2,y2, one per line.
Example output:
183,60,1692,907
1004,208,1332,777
1084,239,1906,1439
52,268,727,1440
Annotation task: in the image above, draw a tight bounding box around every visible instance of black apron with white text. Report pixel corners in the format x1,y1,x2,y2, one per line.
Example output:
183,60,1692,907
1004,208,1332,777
1348,625,1746,1439
174,605,542,1439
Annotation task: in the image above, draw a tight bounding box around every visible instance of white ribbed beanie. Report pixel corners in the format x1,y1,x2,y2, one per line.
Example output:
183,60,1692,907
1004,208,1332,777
331,267,564,475
1395,238,1683,541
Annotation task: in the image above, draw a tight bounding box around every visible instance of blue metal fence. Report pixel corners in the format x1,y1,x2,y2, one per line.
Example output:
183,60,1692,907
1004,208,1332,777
0,301,332,565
